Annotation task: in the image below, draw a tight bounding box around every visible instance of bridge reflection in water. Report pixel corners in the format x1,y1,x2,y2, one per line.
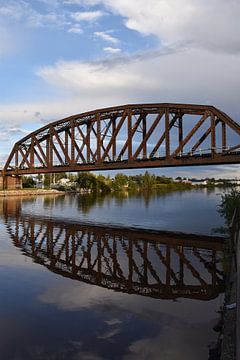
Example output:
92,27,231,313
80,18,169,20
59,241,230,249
3,204,225,302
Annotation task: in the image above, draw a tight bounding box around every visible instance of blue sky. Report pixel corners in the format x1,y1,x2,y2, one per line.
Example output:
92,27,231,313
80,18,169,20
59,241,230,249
0,0,240,178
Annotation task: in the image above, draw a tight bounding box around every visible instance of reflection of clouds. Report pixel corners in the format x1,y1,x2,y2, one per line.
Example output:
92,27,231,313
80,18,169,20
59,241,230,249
13,341,104,360
38,280,221,325
0,227,37,269
105,318,122,326
39,280,218,360
0,253,36,268
123,320,212,360
97,328,121,339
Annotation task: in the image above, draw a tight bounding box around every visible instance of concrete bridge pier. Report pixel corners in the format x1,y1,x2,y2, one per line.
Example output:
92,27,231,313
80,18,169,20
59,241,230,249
0,175,22,190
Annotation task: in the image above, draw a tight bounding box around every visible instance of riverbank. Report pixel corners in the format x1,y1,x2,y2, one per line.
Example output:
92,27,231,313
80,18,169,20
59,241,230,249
219,199,240,359
220,237,236,360
0,189,65,197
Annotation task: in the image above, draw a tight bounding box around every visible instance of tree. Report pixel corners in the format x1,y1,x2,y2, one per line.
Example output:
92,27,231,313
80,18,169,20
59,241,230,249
142,171,156,189
75,172,110,192
218,189,240,226
22,176,36,188
111,173,128,191
115,173,128,186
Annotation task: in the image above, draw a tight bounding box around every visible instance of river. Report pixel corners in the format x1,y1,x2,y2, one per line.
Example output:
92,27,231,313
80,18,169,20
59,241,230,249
0,188,226,360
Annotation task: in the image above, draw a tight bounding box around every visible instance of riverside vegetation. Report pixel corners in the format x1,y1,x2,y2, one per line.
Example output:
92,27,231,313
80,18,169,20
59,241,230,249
218,188,240,227
22,171,193,193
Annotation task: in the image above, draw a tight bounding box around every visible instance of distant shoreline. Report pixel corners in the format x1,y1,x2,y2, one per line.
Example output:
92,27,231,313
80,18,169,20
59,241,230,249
0,189,65,197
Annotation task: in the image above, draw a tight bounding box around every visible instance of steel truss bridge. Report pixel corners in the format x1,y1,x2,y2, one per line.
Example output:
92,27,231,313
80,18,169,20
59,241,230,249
4,207,224,300
2,103,240,176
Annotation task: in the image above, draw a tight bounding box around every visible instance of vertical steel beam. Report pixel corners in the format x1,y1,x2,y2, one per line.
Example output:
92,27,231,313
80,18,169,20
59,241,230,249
112,117,116,160
65,130,69,161
178,115,183,149
142,113,147,158
222,121,226,150
165,108,170,158
128,109,132,161
47,131,53,167
97,113,101,162
86,122,91,162
211,113,216,155
46,138,49,167
30,137,34,168
71,121,75,163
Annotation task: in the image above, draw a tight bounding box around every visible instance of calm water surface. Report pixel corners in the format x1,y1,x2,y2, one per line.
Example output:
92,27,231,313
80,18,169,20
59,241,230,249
0,189,226,360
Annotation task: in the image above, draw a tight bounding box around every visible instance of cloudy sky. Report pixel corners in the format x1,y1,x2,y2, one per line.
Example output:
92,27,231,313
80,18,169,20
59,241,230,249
0,0,240,177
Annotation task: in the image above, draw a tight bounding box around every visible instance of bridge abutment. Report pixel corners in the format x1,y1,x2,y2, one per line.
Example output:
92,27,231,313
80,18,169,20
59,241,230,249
0,175,22,190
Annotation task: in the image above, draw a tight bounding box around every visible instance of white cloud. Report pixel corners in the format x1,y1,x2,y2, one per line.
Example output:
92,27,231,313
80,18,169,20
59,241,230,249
94,31,119,44
80,0,240,53
64,0,100,5
71,10,105,22
36,0,60,7
36,48,240,113
63,0,84,4
0,1,68,29
103,46,121,54
68,24,82,34
27,11,67,28
0,1,26,20
37,58,157,92
2,0,239,54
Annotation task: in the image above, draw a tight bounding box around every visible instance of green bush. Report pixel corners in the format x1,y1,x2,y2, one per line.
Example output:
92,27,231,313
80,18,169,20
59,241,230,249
218,188,240,226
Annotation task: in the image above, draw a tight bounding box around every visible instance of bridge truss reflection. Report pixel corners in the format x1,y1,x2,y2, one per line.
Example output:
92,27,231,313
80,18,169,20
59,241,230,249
4,209,224,301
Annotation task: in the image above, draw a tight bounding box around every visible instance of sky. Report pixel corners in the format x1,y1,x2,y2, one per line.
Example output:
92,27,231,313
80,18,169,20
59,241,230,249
0,0,240,178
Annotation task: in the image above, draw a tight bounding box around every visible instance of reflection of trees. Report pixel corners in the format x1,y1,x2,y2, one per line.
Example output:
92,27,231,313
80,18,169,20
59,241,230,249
43,196,55,209
76,193,107,214
73,190,190,213
205,187,217,196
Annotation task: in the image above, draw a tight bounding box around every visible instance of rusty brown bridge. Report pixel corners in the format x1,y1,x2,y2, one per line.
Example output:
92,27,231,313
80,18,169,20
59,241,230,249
1,103,240,188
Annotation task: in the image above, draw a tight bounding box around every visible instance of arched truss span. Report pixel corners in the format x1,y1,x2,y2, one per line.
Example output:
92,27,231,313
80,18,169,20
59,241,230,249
3,103,240,175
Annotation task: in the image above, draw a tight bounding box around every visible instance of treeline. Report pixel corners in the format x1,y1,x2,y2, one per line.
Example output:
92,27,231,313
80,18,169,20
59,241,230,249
23,171,193,192
110,173,192,191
